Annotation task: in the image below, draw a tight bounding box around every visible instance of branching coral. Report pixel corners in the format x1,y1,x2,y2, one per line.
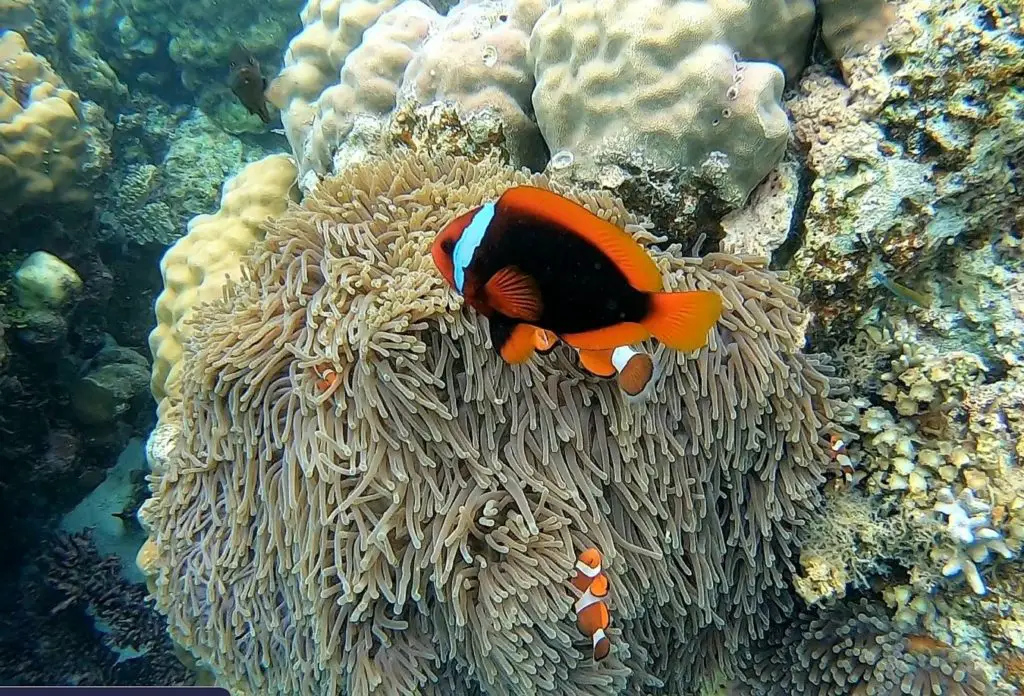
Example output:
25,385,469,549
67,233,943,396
29,531,195,685
932,488,1016,595
140,148,840,695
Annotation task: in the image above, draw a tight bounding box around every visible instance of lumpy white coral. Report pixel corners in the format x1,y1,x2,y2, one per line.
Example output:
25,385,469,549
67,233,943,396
932,488,1015,596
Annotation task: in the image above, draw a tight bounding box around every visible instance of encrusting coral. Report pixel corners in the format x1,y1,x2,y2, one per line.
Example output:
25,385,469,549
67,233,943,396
529,0,807,208
140,148,841,695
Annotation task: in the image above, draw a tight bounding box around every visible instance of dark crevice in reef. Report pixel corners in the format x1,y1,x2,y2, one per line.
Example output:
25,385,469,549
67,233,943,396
771,153,815,271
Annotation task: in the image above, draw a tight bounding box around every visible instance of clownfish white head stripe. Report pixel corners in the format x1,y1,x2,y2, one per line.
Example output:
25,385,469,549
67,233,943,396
575,558,601,578
452,201,495,293
613,345,656,401
610,345,636,372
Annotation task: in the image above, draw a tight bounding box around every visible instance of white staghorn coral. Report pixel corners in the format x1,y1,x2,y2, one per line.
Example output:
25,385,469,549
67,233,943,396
932,487,1015,595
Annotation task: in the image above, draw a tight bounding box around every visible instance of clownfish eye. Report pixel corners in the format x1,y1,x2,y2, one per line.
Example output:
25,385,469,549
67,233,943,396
441,239,455,254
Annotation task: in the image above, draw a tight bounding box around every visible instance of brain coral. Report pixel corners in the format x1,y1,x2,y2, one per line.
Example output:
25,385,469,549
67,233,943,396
0,30,110,215
140,149,839,695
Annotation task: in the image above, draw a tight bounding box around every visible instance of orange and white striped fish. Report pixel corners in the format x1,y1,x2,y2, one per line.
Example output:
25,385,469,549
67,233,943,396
571,547,612,661
533,330,655,399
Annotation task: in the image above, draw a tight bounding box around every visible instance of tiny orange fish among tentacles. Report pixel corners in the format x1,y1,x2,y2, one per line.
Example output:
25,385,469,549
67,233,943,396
533,329,655,397
431,186,723,366
571,547,612,661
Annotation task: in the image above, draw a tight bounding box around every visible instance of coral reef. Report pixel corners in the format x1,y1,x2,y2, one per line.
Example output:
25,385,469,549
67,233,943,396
269,0,547,190
70,340,151,427
0,30,111,216
734,597,1008,695
784,0,1022,340
6,0,128,111
140,147,839,695
148,152,299,414
0,530,193,686
758,0,1024,689
98,109,276,246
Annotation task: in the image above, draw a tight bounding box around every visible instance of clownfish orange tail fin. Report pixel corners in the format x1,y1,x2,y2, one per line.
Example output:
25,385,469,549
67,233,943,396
642,290,722,353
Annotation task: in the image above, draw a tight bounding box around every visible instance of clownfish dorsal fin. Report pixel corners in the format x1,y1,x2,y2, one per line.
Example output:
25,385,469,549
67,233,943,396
484,266,543,321
497,186,664,293
589,574,609,599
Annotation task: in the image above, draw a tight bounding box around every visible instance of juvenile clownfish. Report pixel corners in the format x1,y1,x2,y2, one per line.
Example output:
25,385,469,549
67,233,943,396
532,328,656,398
577,345,655,398
571,547,612,662
431,186,723,365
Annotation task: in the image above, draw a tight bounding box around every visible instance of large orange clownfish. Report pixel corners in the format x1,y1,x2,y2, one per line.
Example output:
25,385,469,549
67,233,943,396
571,547,612,661
431,186,723,365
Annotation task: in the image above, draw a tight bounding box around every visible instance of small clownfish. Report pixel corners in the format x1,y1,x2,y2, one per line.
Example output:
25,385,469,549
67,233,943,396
577,345,655,398
571,547,612,662
431,186,723,365
532,328,656,398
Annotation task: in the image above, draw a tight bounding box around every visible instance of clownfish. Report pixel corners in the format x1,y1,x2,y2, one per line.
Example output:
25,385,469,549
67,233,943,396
571,547,612,661
532,328,655,397
431,186,723,365
577,344,655,398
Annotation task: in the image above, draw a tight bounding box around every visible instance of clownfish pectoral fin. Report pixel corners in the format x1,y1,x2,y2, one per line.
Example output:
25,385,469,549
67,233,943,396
577,349,616,378
578,547,602,569
592,628,611,661
642,290,723,353
484,266,543,321
533,329,559,354
489,318,538,365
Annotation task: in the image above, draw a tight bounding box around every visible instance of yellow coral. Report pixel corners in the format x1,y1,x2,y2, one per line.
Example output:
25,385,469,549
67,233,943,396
148,154,299,414
0,32,104,213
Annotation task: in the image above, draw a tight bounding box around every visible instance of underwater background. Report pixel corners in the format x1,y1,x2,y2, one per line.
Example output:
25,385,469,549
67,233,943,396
0,0,1022,693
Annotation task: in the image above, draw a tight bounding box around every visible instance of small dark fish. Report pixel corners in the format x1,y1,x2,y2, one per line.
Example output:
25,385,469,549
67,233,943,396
228,44,270,124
